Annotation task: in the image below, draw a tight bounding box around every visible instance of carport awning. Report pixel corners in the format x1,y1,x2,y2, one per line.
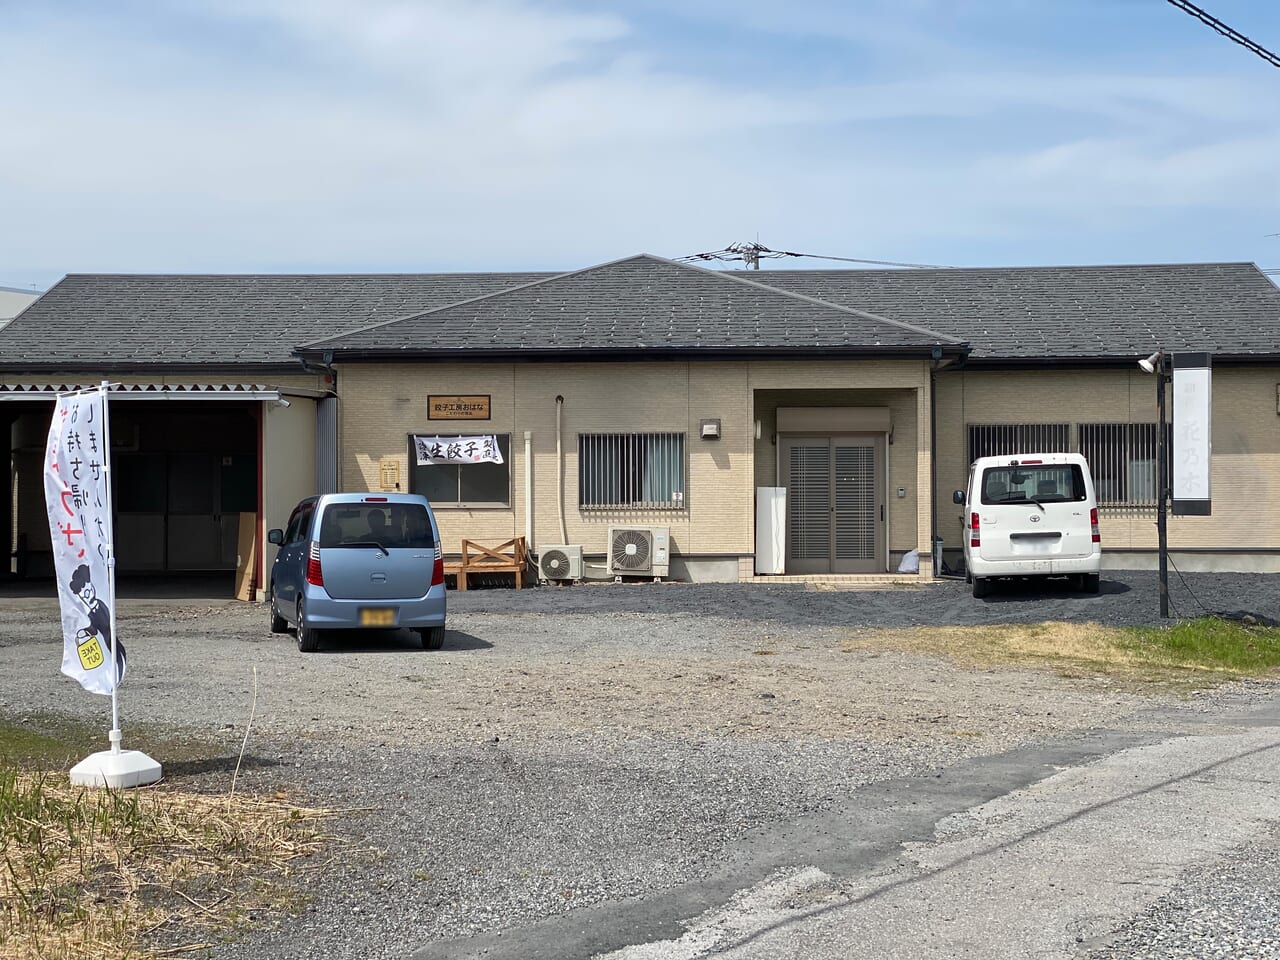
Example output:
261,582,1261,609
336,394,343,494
0,383,307,401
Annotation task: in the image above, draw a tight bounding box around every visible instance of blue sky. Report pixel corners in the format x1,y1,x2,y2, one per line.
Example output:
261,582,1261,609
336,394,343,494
2,0,1278,290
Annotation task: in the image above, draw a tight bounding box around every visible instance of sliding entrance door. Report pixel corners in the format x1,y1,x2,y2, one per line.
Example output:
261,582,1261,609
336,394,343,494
781,434,885,573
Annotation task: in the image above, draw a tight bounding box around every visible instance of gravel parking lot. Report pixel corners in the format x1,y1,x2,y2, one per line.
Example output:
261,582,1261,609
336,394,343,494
2,570,1278,959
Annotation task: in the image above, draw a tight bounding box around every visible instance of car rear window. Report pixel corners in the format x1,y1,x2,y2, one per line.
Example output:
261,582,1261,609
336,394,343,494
980,465,1087,504
316,503,435,549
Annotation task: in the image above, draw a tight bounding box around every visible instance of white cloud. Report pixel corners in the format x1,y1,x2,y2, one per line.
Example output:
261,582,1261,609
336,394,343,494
1,0,1277,284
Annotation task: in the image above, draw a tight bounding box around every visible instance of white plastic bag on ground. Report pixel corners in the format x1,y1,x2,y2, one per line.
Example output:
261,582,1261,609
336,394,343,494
897,549,919,574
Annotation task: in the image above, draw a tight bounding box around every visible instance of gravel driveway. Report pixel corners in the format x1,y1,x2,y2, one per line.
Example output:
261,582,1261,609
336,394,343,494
2,571,1278,959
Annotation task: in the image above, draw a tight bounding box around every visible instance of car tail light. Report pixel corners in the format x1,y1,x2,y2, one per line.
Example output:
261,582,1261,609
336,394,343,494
364,496,389,502
1090,507,1101,544
306,540,324,586
431,543,444,586
970,512,980,548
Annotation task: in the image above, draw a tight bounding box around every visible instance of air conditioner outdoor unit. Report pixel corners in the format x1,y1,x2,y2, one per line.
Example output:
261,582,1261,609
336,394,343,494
537,544,583,582
607,525,670,579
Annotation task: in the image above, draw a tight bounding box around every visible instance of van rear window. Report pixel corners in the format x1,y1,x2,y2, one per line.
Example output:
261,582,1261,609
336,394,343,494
980,465,1087,504
317,503,435,548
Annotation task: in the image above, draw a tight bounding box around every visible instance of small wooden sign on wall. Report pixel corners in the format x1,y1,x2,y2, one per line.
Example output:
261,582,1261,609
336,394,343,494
428,395,491,420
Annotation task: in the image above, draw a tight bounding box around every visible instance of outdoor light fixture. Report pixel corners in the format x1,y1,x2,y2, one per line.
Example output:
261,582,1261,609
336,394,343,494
274,397,292,408
1138,349,1171,618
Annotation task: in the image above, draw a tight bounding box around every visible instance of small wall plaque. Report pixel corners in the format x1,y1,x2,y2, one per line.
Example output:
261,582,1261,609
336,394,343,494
379,460,400,491
428,395,491,420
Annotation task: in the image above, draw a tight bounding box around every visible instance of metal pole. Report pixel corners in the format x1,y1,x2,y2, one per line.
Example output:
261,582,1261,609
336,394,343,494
1157,364,1169,619
99,381,122,747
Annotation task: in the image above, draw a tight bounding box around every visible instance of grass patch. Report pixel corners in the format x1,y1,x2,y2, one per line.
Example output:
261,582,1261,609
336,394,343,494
0,714,231,771
843,617,1280,690
0,769,333,959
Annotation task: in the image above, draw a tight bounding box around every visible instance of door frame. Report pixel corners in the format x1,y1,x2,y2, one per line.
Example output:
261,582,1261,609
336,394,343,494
777,432,888,574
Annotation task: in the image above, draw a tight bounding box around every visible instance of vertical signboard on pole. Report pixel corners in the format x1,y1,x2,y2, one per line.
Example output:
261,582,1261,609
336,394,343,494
44,383,161,789
1171,353,1212,516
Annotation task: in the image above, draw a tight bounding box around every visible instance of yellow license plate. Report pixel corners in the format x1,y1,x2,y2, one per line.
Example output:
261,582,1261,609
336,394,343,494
360,608,396,627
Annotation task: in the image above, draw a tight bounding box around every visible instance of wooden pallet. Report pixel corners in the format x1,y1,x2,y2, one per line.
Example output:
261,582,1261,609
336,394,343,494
442,536,529,590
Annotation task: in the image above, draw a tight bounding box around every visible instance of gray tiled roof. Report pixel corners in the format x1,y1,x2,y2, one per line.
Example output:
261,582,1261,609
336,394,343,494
756,262,1280,361
0,272,546,368
300,255,961,357
0,257,1276,370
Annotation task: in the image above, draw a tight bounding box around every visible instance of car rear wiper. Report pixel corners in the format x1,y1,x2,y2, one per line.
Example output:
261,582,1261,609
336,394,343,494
341,539,390,551
1027,497,1046,512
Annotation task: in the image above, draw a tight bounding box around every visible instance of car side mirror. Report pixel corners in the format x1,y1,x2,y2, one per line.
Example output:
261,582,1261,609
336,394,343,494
952,490,965,505
267,528,284,545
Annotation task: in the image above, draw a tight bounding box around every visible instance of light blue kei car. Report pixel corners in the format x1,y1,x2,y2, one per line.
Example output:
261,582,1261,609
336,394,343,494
267,493,447,652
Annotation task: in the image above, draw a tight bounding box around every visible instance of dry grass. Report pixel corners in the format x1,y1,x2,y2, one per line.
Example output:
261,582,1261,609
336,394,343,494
0,771,334,960
842,619,1280,690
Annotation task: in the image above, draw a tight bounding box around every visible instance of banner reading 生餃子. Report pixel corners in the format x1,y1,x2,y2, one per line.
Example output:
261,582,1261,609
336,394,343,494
412,435,504,466
43,388,126,695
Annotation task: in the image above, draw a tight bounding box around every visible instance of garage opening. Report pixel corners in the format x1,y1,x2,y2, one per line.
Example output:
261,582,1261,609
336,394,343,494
7,397,260,578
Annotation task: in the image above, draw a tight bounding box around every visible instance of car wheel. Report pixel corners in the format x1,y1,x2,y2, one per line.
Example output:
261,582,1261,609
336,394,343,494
1081,573,1101,594
296,598,320,652
418,626,445,651
972,577,991,599
269,584,288,634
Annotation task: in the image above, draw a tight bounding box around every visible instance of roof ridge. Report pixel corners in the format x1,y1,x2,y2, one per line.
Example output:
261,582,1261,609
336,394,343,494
667,255,966,344
298,253,964,352
294,255,661,350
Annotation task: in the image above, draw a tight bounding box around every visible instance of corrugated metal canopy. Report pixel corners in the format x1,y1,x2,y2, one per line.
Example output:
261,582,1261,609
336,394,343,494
0,382,294,401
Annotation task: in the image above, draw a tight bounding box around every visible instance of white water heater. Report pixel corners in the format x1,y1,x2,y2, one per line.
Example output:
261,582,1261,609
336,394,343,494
755,487,786,575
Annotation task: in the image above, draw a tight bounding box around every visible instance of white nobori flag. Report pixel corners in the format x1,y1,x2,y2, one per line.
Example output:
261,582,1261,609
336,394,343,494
413,435,504,466
43,388,125,695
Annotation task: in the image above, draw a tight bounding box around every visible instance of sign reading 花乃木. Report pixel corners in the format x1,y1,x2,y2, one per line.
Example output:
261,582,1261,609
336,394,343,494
428,395,490,420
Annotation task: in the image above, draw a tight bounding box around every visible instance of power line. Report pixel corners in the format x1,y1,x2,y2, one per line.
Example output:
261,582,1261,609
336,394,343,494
679,241,950,270
1165,0,1280,69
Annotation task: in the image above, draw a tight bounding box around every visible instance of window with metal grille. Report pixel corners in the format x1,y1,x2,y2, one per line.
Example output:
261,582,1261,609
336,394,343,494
967,424,1071,463
1078,423,1171,509
578,432,685,509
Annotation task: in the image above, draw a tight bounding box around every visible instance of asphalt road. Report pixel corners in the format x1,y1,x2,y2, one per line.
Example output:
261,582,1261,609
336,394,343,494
413,692,1280,960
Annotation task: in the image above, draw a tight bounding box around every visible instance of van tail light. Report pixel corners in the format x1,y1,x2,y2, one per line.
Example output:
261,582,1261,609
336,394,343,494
970,512,981,548
431,543,444,586
1090,507,1101,544
306,541,325,587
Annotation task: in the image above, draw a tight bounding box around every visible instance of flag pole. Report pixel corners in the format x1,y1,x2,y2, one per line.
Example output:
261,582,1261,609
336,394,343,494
100,382,121,753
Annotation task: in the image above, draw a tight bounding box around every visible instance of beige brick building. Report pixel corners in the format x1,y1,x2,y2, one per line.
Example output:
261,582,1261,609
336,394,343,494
3,254,1279,590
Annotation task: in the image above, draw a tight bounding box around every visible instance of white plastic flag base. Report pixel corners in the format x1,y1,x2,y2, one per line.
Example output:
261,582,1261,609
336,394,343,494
70,749,162,789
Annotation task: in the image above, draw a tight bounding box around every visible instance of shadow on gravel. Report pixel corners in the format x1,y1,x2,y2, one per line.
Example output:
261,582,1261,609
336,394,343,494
161,753,283,779
980,578,1130,603
312,629,493,654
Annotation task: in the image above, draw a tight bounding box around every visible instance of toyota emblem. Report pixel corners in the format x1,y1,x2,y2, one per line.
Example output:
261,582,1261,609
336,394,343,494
1029,514,1041,523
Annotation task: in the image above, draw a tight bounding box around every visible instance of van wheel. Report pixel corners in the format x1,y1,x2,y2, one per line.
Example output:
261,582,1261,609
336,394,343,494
972,577,991,599
418,626,445,651
268,584,288,634
1081,573,1100,594
296,598,320,652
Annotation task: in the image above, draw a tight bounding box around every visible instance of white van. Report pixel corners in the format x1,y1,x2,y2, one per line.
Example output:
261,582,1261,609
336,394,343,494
952,453,1101,598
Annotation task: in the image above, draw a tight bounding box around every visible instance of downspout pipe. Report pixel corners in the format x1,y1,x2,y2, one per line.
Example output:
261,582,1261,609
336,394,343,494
930,353,940,578
931,348,969,579
555,396,568,545
524,430,533,549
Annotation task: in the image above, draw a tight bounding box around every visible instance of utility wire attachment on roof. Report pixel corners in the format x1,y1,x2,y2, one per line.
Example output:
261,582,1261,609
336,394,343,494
678,241,949,271
1165,0,1280,69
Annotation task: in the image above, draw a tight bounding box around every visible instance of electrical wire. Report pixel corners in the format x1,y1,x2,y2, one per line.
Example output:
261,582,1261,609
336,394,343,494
1165,553,1214,619
1165,0,1280,69
679,241,950,270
